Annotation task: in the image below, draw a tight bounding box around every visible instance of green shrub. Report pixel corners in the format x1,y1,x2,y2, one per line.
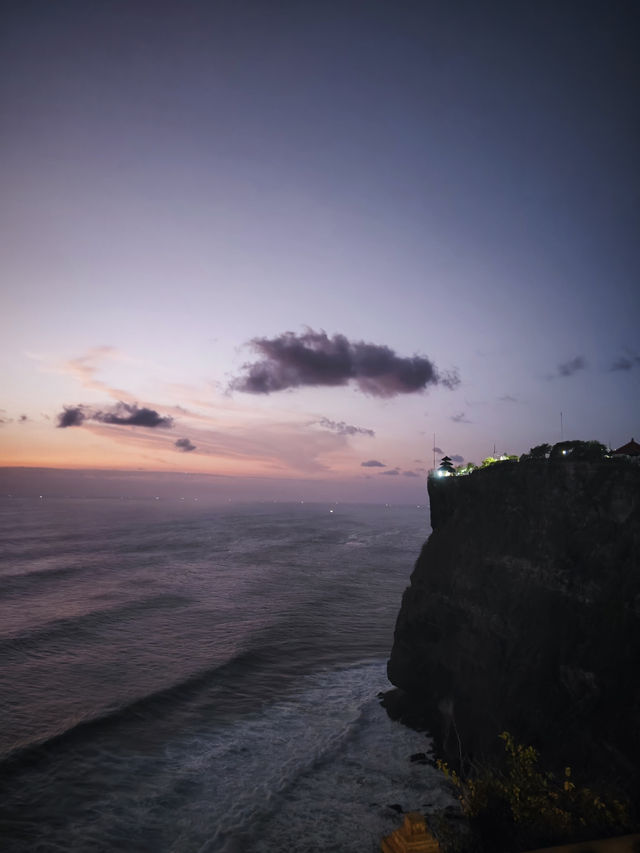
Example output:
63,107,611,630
435,732,632,852
481,456,498,468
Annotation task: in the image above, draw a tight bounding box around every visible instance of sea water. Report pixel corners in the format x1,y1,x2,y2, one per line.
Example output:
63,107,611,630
0,497,454,852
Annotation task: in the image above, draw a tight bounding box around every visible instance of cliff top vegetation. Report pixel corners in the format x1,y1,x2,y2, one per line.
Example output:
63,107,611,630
432,439,638,479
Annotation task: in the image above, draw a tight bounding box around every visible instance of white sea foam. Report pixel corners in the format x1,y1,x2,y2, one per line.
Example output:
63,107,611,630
242,662,456,853
72,660,454,853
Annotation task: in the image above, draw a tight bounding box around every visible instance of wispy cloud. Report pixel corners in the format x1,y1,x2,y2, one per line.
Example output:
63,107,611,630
451,412,471,424
313,417,374,437
402,470,419,477
46,346,137,402
175,438,196,452
498,394,518,403
551,356,588,379
380,468,400,476
361,459,386,467
450,454,464,463
81,417,349,475
609,353,640,372
229,329,459,397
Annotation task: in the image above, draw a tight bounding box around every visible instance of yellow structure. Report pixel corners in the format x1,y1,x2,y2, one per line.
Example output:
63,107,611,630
381,812,442,853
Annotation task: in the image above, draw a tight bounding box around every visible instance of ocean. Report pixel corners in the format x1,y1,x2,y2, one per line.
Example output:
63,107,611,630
0,497,454,852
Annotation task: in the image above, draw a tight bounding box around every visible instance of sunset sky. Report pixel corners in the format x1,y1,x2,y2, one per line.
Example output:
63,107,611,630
1,0,638,502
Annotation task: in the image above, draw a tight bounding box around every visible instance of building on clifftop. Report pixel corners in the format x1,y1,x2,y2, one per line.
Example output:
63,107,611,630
612,438,640,456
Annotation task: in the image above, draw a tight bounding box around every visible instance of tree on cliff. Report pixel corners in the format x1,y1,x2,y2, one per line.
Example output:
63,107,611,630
550,440,607,461
568,440,607,460
529,443,551,459
456,462,477,475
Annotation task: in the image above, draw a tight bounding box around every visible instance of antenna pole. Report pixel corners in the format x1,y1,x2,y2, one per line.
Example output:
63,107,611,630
433,433,436,471
560,411,564,441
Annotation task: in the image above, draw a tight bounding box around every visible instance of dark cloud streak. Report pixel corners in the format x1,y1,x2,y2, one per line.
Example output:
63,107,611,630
555,356,587,378
94,403,173,428
315,417,374,437
175,438,196,452
610,354,640,372
361,459,386,467
57,403,173,429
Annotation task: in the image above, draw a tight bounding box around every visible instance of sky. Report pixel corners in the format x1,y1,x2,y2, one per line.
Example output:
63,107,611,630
1,0,639,502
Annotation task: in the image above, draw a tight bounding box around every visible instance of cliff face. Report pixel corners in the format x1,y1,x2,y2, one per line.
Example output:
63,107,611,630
387,458,640,790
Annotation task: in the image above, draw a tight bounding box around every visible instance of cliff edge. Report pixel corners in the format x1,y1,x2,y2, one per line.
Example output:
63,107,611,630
387,457,640,793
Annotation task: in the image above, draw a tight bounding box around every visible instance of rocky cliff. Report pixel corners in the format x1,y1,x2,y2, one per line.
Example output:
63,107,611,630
387,457,640,794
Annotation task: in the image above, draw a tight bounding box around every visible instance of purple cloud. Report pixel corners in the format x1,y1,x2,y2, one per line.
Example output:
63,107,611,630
175,438,196,452
380,468,400,476
94,403,173,428
402,470,420,477
361,459,386,467
57,402,173,429
451,412,471,424
230,330,459,397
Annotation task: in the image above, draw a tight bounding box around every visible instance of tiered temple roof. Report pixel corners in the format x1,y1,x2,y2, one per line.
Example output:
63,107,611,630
612,438,640,456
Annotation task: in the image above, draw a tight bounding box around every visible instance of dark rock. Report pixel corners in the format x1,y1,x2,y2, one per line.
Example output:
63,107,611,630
387,459,640,796
380,687,430,729
379,687,408,720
